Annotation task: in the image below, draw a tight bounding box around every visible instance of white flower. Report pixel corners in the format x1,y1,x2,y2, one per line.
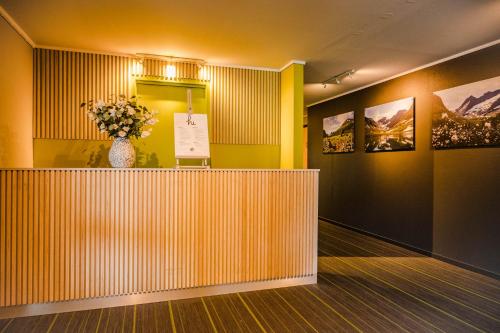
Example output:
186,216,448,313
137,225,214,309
484,122,491,128
441,113,448,119
82,97,158,139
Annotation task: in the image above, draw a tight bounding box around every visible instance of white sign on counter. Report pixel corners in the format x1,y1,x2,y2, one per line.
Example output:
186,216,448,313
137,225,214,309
174,113,210,159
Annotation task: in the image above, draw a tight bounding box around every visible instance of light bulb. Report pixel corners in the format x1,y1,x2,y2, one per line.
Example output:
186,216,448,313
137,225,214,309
166,65,176,78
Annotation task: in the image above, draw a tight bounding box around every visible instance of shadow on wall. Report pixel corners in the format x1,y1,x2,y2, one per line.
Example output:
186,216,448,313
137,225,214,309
86,144,109,167
136,149,161,168
55,147,162,168
35,139,164,168
47,141,113,168
83,145,163,168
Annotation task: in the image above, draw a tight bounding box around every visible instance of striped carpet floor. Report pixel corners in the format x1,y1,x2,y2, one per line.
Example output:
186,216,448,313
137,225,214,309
0,220,499,332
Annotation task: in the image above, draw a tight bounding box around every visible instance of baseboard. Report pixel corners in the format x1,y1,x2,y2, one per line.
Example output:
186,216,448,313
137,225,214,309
319,217,499,280
319,217,432,256
430,253,499,280
0,275,316,319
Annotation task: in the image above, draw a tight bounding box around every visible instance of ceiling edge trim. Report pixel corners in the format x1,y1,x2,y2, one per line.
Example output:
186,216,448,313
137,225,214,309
205,62,280,72
36,45,285,72
36,44,137,58
280,60,307,72
306,39,500,108
0,5,35,47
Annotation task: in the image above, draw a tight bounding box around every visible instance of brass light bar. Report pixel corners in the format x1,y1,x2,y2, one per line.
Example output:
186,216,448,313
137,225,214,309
135,53,206,67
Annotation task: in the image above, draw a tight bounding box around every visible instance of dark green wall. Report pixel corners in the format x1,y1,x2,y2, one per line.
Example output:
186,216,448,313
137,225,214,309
308,44,500,276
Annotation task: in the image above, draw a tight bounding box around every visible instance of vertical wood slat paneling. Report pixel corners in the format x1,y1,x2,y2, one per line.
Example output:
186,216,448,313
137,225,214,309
33,49,133,140
33,49,280,145
206,65,280,145
0,169,318,307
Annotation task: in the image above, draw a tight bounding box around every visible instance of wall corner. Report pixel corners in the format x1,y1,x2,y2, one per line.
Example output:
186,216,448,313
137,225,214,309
280,62,304,169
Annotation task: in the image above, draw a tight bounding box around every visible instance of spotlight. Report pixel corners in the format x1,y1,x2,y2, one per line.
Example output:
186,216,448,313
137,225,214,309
321,69,356,86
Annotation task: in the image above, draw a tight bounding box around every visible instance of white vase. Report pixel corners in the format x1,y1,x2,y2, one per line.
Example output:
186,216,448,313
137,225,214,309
109,137,135,168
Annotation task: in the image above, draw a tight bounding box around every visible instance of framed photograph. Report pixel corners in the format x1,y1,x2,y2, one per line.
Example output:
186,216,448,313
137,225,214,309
432,76,500,149
323,111,355,153
364,97,415,152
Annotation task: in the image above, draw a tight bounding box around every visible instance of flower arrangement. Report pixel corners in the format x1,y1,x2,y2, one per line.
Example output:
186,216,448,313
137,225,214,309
80,95,158,138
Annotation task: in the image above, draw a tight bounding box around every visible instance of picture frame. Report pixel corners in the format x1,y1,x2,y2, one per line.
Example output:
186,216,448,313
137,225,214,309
364,97,415,152
323,111,355,154
432,76,500,149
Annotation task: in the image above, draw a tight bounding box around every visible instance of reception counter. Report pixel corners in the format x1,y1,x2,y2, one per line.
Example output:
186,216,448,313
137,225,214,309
0,168,318,317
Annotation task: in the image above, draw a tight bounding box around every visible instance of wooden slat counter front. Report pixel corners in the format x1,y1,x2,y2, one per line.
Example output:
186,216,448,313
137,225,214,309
0,168,318,317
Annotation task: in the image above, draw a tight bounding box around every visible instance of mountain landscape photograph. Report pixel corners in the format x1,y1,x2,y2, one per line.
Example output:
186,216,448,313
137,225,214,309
323,111,354,153
364,97,415,152
432,76,500,149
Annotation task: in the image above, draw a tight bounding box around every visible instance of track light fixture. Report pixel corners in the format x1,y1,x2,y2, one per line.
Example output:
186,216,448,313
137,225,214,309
322,69,356,88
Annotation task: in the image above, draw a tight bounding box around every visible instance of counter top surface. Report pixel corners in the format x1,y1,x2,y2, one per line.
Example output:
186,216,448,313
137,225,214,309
0,168,319,172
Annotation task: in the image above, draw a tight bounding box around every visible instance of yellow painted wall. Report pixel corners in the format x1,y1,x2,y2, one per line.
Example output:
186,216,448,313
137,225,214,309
0,16,33,167
210,144,280,168
34,140,280,169
134,81,208,167
34,79,280,169
280,63,304,169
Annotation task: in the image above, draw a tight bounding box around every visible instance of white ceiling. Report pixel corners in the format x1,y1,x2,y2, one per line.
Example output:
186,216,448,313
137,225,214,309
1,0,499,105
